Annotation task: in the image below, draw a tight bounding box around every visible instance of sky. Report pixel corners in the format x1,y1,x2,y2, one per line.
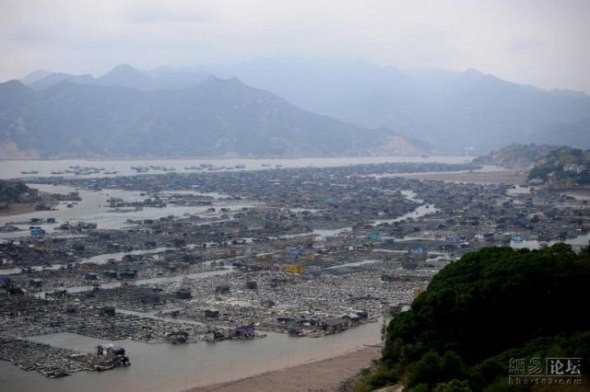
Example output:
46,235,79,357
1,0,589,93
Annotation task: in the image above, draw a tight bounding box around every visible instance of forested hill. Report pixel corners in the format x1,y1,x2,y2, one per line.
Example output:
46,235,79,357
357,244,590,391
528,147,590,186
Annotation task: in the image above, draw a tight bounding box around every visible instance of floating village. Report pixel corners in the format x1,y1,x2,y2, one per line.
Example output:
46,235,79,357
1,160,589,384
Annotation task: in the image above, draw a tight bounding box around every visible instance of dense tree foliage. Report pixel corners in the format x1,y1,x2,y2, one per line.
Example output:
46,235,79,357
357,245,590,391
0,180,30,203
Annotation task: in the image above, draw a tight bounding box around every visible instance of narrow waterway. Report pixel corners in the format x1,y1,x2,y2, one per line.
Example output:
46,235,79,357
0,247,174,275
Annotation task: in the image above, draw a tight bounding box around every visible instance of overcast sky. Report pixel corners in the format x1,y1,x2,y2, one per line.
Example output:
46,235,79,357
1,0,589,92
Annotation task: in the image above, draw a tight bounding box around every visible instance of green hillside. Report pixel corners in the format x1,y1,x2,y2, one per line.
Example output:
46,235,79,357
357,244,590,391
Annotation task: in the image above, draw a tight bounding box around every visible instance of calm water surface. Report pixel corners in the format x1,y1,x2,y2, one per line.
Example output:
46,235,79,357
1,321,382,392
1,156,472,180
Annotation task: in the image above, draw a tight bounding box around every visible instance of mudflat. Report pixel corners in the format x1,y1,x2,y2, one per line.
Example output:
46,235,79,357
189,345,381,392
398,169,528,185
0,202,36,217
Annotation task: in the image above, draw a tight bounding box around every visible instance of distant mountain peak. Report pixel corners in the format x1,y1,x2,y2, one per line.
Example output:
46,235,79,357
0,80,32,96
0,80,33,104
202,76,249,92
116,63,134,69
20,69,52,85
99,64,151,89
463,68,495,82
0,76,424,158
100,64,146,78
205,75,242,84
464,68,484,76
1,79,28,89
109,63,139,72
25,72,96,91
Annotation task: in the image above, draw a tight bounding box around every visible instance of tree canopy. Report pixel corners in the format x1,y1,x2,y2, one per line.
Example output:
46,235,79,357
357,244,590,391
0,180,30,203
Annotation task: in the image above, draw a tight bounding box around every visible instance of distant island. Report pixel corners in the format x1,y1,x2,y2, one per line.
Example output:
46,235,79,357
474,144,558,169
475,144,590,188
356,244,590,391
528,147,590,186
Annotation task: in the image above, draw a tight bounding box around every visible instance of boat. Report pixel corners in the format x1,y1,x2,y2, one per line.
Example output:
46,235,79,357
131,166,149,173
94,344,131,371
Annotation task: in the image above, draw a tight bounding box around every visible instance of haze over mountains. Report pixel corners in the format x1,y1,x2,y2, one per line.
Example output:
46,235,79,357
20,64,211,92
1,60,589,158
0,68,418,159
202,59,590,152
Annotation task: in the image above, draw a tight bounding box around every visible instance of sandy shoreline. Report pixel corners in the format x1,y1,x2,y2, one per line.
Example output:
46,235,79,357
188,345,382,392
0,202,37,217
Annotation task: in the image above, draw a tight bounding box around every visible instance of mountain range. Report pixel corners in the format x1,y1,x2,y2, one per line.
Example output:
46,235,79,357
197,59,590,152
2,60,590,158
22,64,210,92
0,71,419,159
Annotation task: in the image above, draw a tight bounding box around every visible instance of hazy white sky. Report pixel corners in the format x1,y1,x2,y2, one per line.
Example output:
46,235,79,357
1,0,589,92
